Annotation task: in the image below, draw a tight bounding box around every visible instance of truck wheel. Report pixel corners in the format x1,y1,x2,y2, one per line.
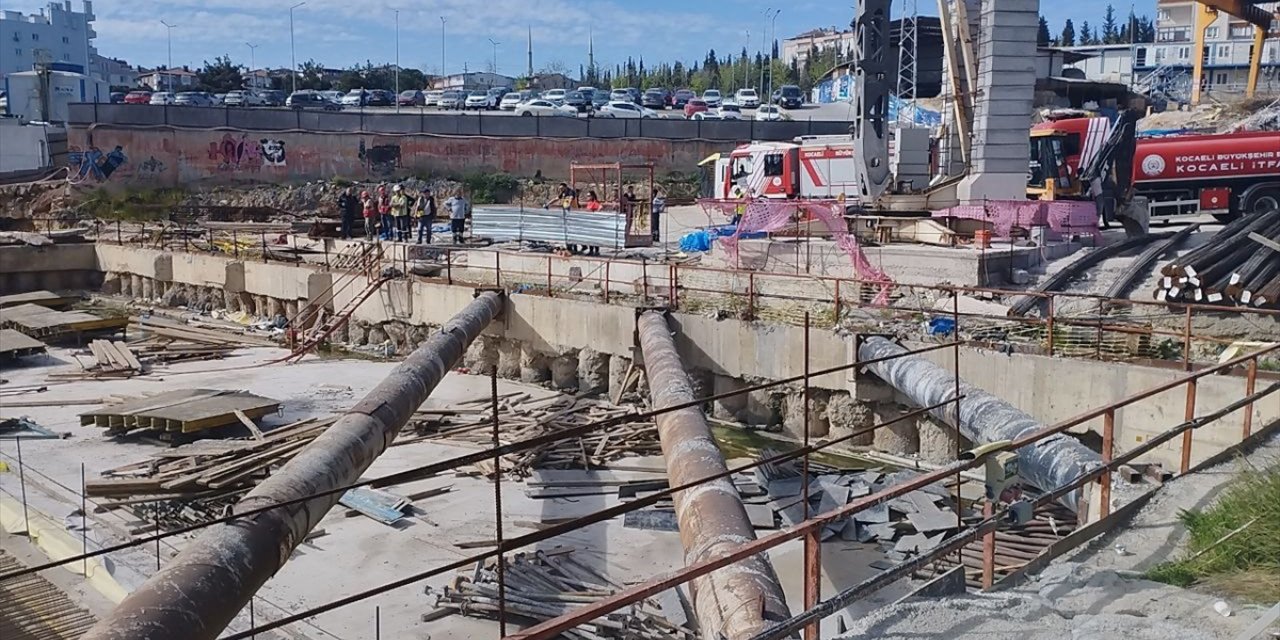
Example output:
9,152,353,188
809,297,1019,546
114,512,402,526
1242,188,1280,216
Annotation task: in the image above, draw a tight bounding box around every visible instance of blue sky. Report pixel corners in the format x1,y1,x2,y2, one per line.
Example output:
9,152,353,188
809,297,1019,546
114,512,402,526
6,0,1142,75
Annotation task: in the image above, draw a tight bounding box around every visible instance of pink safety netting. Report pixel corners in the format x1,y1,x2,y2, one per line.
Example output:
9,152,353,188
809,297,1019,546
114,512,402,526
699,198,895,305
932,199,1101,241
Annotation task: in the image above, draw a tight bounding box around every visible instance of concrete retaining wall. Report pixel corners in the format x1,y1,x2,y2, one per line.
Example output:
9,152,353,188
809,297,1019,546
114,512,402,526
67,124,735,187
0,244,101,294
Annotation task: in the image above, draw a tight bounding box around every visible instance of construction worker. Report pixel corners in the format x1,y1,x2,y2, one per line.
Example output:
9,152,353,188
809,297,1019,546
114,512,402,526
376,183,392,240
337,186,359,239
445,193,468,244
416,187,437,244
361,190,377,241
390,184,411,242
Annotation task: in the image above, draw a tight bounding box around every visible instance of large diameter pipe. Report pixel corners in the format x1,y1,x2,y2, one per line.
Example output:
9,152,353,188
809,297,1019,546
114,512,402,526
636,311,791,640
857,336,1100,511
84,291,504,640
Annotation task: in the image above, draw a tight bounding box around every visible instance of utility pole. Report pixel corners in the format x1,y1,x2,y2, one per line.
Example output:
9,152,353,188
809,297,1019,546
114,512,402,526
160,21,176,93
760,8,769,94
588,27,595,82
489,38,501,76
768,9,781,104
394,8,401,112
440,16,447,83
289,2,306,94
527,26,534,79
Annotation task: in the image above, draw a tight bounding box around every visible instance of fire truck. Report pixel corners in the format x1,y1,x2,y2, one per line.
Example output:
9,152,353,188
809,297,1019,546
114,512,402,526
709,135,863,200
1028,116,1280,221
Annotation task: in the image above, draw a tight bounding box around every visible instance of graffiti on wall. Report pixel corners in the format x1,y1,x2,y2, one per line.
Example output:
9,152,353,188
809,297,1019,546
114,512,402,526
68,145,128,181
209,134,287,172
137,156,166,177
358,140,401,176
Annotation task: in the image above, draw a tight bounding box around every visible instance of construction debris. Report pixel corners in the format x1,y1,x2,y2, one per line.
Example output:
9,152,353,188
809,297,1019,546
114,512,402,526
78,388,281,437
1157,210,1280,307
0,290,78,310
397,394,657,478
427,549,696,640
0,303,129,341
0,548,97,640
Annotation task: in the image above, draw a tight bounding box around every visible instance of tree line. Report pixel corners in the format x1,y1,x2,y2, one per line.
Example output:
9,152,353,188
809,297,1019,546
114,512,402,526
1038,4,1157,47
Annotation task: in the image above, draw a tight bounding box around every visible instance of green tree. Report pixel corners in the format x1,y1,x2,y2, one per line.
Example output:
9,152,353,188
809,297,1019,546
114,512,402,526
1038,17,1052,46
297,59,331,90
1060,19,1076,46
1101,5,1118,43
196,55,244,92
1079,21,1095,45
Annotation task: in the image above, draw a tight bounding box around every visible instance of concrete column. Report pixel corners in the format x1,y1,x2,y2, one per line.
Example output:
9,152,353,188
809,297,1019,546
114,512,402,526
550,353,578,390
464,335,499,375
577,349,610,396
141,278,155,300
826,392,875,446
520,345,551,384
367,324,389,347
496,340,521,379
608,354,633,401
711,375,748,422
872,404,920,455
101,272,122,295
130,275,143,298
917,418,960,464
782,390,830,439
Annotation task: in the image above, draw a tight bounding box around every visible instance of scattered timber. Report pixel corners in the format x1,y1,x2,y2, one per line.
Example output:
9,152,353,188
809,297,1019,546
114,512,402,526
78,388,280,436
0,329,47,362
0,303,129,340
428,549,696,640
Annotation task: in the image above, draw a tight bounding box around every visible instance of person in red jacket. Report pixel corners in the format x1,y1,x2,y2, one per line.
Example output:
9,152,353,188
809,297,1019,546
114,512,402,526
361,190,377,241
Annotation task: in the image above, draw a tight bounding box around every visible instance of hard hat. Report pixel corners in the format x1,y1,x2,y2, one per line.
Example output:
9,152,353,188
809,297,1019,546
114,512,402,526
393,185,403,191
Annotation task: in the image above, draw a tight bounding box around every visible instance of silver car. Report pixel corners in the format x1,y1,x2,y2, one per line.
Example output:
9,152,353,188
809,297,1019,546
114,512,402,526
437,90,465,109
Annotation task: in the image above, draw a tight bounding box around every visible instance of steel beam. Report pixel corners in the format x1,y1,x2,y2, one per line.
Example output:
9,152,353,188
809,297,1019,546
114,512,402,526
636,311,791,640
856,336,1101,511
83,291,505,640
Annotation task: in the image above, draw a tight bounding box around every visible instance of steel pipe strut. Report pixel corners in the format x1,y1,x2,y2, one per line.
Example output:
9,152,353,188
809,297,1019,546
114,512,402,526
84,291,504,640
636,311,792,640
857,336,1100,511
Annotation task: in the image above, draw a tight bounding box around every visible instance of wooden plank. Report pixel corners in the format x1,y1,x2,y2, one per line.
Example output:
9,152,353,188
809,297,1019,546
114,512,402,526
233,409,265,441
112,341,145,372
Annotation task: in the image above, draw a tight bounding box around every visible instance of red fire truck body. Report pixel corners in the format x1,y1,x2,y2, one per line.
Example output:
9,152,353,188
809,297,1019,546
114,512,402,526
1030,117,1280,219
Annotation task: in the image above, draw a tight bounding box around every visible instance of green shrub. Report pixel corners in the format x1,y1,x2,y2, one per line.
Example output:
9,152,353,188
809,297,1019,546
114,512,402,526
462,173,519,204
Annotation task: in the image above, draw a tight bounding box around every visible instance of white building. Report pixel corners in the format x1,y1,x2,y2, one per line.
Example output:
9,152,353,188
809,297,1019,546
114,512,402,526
433,72,515,91
90,54,135,88
781,28,854,68
1139,0,1280,98
137,68,198,92
1062,44,1137,85
0,1,96,77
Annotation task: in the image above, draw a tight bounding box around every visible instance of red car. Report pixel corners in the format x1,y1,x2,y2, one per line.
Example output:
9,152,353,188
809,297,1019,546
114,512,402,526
123,91,152,104
683,99,709,118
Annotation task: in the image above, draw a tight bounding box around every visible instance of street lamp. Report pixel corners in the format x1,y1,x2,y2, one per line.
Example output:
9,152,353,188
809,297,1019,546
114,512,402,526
160,20,176,93
245,42,258,87
488,38,500,75
759,8,769,94
289,1,306,94
394,9,400,112
769,9,781,105
440,16,447,84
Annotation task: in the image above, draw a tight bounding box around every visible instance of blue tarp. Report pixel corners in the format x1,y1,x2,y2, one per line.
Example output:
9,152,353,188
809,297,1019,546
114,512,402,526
813,76,942,128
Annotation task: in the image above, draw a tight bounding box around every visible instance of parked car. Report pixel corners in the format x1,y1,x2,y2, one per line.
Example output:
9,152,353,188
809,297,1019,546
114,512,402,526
487,87,509,105
702,89,723,107
260,90,286,106
597,101,657,119
734,88,760,108
590,92,610,110
396,90,425,106
609,88,631,103
576,86,597,101
563,91,591,113
109,91,126,104
690,111,722,120
515,99,578,118
122,91,152,105
500,92,525,110
438,90,465,109
625,87,642,104
641,89,667,109
422,90,443,106
464,90,494,110
320,90,344,103
341,89,367,106
213,93,227,105
149,91,175,105
683,99,709,118
755,105,790,121
717,103,744,120
223,90,264,107
672,89,696,108
287,90,341,110
173,91,217,107
366,90,394,106
542,89,567,102
775,84,803,109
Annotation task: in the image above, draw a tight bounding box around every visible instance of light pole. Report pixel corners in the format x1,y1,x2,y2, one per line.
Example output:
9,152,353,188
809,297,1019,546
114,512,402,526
394,9,400,111
760,8,769,95
768,9,781,105
289,1,306,94
440,16,447,84
245,42,258,87
160,20,176,94
488,38,500,75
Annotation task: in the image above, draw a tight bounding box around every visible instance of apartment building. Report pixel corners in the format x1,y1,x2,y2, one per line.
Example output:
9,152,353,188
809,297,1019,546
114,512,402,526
0,1,96,77
1142,0,1280,95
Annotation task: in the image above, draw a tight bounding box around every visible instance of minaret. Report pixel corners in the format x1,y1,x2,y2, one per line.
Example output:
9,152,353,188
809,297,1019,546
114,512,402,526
526,26,534,78
588,27,595,76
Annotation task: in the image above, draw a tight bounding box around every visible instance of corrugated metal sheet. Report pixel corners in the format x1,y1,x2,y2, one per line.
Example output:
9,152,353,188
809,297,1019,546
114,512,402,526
472,206,642,248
